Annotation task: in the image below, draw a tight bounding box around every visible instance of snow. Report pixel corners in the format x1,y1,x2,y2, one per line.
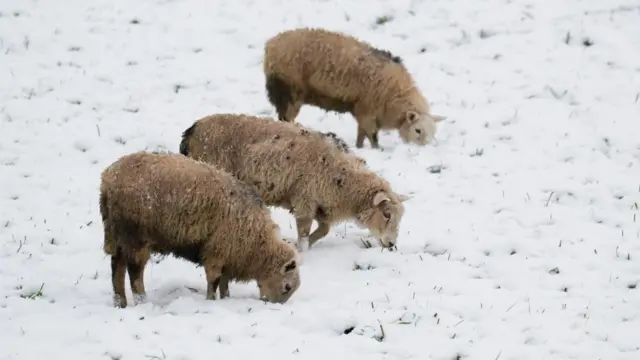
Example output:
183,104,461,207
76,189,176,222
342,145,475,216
1,0,640,358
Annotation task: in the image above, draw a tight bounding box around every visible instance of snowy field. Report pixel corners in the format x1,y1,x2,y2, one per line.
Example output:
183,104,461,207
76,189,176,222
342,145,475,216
1,0,640,359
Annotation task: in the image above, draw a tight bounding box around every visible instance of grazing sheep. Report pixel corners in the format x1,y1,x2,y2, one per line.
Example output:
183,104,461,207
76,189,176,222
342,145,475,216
179,113,367,167
180,114,410,252
263,27,446,149
99,151,301,308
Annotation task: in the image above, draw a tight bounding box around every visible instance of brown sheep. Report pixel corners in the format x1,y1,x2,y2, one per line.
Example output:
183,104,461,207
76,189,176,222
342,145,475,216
99,151,301,308
179,113,411,252
263,27,446,149
178,112,367,168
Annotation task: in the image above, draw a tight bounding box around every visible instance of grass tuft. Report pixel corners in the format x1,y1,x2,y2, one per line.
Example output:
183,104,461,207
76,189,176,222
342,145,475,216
21,283,45,299
353,262,375,271
375,15,394,26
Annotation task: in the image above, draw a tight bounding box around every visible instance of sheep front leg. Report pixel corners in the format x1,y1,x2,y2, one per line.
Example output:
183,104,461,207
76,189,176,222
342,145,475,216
291,200,316,253
295,217,313,252
308,221,331,248
203,260,224,300
357,126,379,149
284,100,303,123
356,126,367,148
354,113,379,149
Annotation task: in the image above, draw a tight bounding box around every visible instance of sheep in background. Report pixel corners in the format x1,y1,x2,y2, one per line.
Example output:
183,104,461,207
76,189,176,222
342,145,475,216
263,27,446,149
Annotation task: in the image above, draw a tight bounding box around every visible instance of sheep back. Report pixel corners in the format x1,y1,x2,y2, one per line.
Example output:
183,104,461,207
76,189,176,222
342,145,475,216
179,113,366,167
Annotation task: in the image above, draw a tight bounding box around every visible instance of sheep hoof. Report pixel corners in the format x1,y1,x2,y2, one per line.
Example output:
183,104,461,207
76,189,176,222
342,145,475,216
113,295,127,308
133,293,147,305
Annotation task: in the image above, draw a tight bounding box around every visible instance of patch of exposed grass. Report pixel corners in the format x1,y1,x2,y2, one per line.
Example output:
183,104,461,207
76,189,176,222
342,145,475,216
20,283,44,299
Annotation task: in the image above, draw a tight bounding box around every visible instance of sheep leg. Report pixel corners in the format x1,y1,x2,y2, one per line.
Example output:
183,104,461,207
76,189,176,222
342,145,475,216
219,272,230,299
127,248,150,305
370,131,379,148
355,123,379,149
110,247,127,308
266,75,301,122
283,100,303,123
203,260,224,300
295,217,313,252
356,126,366,148
365,128,379,148
353,105,379,148
356,127,379,148
308,221,331,248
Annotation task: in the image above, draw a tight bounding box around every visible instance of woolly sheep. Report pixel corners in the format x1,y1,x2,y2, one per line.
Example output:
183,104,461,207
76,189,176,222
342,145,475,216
263,27,446,149
179,113,410,252
99,151,301,308
178,113,367,168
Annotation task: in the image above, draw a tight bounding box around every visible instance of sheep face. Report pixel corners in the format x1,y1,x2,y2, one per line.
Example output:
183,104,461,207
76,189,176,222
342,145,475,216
257,258,301,303
356,191,410,248
398,111,445,146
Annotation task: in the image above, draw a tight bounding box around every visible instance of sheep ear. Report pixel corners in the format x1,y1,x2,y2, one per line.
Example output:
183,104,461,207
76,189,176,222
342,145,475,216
405,111,419,125
396,193,412,202
373,191,390,206
282,259,297,274
432,114,447,122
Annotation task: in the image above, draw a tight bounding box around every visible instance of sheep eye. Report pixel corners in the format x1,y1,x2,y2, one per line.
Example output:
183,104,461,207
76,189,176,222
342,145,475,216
383,211,391,220
415,129,422,134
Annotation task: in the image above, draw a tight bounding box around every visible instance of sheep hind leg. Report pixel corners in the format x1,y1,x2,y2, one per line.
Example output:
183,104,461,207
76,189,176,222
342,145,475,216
219,271,230,299
111,247,127,308
203,259,224,300
127,248,150,305
368,131,380,148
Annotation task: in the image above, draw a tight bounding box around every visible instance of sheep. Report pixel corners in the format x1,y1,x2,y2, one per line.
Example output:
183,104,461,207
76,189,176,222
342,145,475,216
179,113,411,252
99,150,301,308
179,113,367,167
263,27,447,149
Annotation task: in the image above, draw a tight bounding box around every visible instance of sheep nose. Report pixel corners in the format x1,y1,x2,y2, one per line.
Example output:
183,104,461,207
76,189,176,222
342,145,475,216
284,284,292,292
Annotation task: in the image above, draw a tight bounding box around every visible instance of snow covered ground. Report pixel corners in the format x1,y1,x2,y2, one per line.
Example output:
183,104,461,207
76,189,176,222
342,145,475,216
1,0,640,358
